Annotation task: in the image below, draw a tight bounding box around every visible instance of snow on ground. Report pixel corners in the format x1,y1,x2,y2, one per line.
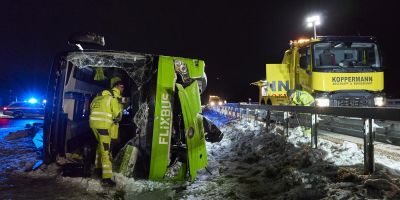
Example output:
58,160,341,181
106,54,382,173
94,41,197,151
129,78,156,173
3,110,400,199
177,109,400,199
179,116,332,199
288,126,400,175
288,127,364,166
0,120,102,200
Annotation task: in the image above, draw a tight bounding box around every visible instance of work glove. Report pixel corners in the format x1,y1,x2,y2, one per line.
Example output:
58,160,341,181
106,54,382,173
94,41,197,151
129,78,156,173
114,112,122,124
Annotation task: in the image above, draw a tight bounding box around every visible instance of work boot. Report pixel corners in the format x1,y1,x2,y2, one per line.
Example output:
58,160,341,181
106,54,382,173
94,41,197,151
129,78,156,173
93,168,102,178
101,178,116,187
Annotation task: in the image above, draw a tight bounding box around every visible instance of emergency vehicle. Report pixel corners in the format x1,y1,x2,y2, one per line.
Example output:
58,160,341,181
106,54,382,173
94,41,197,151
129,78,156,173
253,36,385,107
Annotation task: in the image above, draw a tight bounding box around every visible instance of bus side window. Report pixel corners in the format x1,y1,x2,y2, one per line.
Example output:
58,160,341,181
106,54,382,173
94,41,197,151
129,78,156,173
74,67,95,83
299,47,309,70
73,66,108,87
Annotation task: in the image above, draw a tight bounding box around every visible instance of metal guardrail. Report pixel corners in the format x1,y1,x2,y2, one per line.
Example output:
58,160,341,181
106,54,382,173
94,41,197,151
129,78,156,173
387,99,400,107
212,103,400,174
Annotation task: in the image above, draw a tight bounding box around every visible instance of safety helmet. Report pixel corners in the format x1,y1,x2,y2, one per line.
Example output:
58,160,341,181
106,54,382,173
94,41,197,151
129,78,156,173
113,80,125,88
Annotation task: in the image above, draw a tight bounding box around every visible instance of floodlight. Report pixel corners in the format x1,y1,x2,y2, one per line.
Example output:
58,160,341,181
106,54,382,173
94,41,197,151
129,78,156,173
306,15,321,38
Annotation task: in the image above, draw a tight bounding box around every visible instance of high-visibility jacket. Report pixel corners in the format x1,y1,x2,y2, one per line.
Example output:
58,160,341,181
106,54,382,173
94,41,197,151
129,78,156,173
89,88,123,129
107,87,123,115
290,90,315,106
94,67,106,80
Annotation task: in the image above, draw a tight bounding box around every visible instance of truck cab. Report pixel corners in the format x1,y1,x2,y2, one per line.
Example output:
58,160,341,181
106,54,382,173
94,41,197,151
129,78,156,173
255,36,385,107
294,36,384,107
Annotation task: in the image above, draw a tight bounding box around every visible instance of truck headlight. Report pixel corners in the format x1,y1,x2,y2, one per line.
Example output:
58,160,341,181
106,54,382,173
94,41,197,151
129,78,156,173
315,97,330,107
210,101,215,106
374,96,384,107
218,101,223,106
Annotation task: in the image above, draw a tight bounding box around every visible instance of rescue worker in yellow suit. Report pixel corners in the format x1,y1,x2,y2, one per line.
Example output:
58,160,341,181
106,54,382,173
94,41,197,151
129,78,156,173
287,89,315,136
110,78,123,156
287,90,315,106
89,81,124,186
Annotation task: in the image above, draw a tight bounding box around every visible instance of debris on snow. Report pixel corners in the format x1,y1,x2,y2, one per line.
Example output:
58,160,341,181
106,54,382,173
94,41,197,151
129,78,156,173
5,124,41,140
176,109,400,199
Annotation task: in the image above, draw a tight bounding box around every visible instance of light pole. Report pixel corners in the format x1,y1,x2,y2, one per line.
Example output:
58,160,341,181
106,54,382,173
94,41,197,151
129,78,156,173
306,15,321,38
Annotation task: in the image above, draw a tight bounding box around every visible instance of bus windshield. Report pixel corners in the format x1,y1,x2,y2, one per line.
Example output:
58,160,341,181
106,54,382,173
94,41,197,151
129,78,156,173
313,42,380,70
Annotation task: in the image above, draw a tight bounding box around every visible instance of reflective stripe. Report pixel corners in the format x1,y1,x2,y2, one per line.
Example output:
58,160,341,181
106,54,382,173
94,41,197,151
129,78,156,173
97,129,109,136
296,92,301,103
102,170,113,174
102,164,111,168
107,96,112,108
90,117,113,124
91,111,112,118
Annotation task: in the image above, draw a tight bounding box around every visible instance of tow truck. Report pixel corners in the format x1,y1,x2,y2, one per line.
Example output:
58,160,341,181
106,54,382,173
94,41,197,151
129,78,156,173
43,33,217,181
253,36,385,107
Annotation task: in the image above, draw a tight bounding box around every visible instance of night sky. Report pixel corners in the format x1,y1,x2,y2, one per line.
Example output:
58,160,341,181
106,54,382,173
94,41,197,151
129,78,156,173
1,1,399,104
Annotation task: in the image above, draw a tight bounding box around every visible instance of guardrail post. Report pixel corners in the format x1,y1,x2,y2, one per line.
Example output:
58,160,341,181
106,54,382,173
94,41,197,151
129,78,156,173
311,114,318,148
266,110,271,132
364,118,375,174
254,109,258,125
284,111,289,137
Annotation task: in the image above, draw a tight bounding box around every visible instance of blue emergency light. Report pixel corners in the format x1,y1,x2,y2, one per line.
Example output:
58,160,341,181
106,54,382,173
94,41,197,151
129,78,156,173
28,98,38,104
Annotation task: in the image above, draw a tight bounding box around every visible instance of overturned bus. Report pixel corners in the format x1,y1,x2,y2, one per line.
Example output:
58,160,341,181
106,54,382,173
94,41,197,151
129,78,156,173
43,35,212,181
